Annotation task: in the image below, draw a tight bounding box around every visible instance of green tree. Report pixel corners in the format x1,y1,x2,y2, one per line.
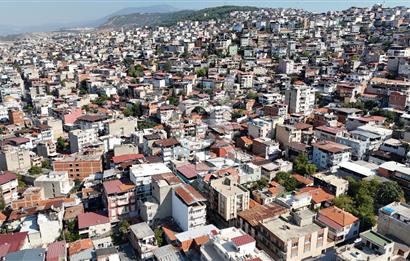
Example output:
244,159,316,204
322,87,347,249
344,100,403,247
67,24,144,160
196,67,208,77
333,195,355,213
64,220,80,242
167,96,179,106
41,160,52,169
119,220,130,240
375,181,404,207
57,137,67,152
28,166,42,175
274,172,299,191
294,153,317,176
247,91,258,100
154,227,165,247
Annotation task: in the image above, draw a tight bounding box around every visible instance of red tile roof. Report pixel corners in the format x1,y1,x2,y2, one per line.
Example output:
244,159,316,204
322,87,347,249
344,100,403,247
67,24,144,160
231,234,255,247
68,239,93,256
176,164,198,179
0,171,17,185
174,184,206,205
319,206,359,227
298,187,334,204
112,154,144,164
78,212,110,229
46,240,66,261
0,232,28,258
103,179,135,195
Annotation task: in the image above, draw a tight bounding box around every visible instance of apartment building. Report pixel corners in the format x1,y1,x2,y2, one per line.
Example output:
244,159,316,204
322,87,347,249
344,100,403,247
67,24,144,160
312,141,351,171
129,222,158,260
68,128,98,153
209,176,250,223
0,171,18,204
130,163,173,199
34,171,74,199
103,179,137,223
258,210,329,261
172,184,207,231
284,83,315,115
53,154,102,181
378,202,410,246
0,145,31,172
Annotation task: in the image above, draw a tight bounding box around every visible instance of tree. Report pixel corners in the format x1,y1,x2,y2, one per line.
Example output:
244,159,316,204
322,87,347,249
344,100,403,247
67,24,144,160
375,181,404,207
63,220,80,242
154,227,165,247
57,137,68,152
41,160,52,170
28,166,42,175
333,195,355,213
196,67,208,77
167,96,179,106
274,172,299,191
247,91,258,100
294,153,317,176
119,220,130,241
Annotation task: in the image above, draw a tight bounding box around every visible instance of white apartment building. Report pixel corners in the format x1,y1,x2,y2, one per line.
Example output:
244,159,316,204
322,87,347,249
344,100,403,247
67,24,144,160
285,83,315,115
312,141,351,171
172,184,207,231
130,163,173,198
68,128,98,153
201,227,273,261
0,171,18,204
34,171,74,199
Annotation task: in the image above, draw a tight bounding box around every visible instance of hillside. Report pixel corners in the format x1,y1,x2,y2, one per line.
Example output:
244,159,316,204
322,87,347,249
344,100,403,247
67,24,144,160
101,6,259,28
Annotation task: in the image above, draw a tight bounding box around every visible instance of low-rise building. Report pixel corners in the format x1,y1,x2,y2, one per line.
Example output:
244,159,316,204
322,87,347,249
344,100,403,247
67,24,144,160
0,171,18,204
335,230,395,261
200,227,273,261
378,202,410,246
34,171,74,199
78,212,111,238
317,206,360,243
313,173,348,196
53,154,103,181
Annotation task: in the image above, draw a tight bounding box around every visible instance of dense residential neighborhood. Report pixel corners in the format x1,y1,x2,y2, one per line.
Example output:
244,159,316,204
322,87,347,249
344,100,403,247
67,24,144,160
1,3,410,261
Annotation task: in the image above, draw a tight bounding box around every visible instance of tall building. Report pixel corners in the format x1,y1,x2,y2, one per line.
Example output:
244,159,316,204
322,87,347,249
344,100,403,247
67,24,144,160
68,129,98,153
209,176,250,223
172,184,207,231
103,179,137,223
285,83,315,115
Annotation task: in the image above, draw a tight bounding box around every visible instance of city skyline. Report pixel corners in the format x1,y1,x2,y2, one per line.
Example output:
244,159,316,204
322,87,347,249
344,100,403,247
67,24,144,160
1,0,410,28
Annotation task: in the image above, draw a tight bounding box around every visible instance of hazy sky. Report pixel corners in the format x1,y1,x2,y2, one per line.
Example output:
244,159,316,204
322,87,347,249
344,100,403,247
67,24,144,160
1,0,410,26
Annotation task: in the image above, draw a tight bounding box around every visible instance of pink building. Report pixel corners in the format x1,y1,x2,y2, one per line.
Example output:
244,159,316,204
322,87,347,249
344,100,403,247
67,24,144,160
103,179,137,223
62,107,84,125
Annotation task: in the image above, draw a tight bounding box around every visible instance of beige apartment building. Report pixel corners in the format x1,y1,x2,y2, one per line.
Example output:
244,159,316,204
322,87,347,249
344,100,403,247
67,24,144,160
258,209,329,261
0,145,31,172
210,176,250,222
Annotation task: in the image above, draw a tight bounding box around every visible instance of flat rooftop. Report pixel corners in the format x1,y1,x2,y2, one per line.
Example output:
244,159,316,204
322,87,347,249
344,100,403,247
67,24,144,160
260,217,323,242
